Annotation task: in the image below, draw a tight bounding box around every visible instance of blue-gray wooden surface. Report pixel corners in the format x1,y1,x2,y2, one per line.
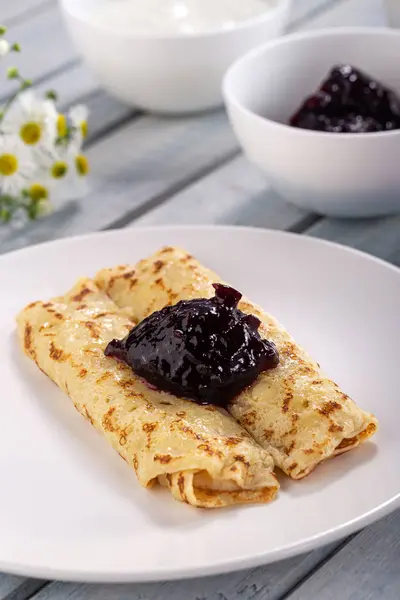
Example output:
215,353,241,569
1,0,398,599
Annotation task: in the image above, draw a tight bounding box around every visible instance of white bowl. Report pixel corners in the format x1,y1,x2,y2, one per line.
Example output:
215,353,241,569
60,0,291,115
223,27,400,218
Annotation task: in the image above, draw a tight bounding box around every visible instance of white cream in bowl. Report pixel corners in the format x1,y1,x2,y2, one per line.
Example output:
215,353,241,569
90,0,277,35
61,0,290,113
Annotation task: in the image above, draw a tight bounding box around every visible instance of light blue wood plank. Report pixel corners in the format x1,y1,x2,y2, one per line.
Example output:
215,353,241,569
307,214,400,266
286,511,400,600
288,0,338,30
301,0,387,29
1,5,77,101
133,156,308,230
29,545,340,600
0,0,55,25
0,574,45,600
0,111,239,254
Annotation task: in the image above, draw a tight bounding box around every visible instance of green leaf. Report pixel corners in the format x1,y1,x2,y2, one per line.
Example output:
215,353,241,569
1,195,16,206
0,207,11,222
10,42,20,52
45,89,58,101
7,66,19,79
26,199,39,220
21,78,32,89
0,25,7,36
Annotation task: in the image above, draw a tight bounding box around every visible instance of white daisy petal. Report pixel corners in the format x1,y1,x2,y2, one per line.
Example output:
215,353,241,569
69,104,89,125
2,90,58,149
0,135,35,196
0,39,10,58
69,103,89,143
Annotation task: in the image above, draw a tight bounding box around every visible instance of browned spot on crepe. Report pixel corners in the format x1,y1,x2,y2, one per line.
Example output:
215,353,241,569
122,270,136,280
153,260,164,274
143,422,157,448
282,392,293,413
154,454,173,464
72,287,92,302
263,428,274,441
329,422,344,433
84,321,100,339
234,454,250,467
177,473,188,503
96,372,113,384
224,437,242,447
83,405,94,425
198,443,223,459
242,410,257,427
318,401,342,417
49,341,69,362
24,323,35,359
102,407,116,432
26,301,39,310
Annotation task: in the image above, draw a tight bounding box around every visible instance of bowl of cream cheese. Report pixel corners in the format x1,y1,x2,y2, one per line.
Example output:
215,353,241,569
60,0,291,114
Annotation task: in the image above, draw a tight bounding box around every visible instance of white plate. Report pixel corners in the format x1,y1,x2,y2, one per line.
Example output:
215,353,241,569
0,226,398,583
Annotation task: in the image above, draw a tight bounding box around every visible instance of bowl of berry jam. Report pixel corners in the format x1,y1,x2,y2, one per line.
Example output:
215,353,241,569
223,28,400,217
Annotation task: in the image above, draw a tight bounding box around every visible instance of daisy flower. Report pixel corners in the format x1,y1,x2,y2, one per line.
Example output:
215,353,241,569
0,29,90,223
24,180,54,219
2,90,57,148
0,135,35,196
69,104,89,141
44,139,89,201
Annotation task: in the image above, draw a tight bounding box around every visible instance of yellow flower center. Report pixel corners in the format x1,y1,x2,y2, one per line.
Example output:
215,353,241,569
81,120,88,138
75,154,89,176
29,183,48,201
0,153,18,176
51,161,68,179
20,122,42,145
57,114,68,138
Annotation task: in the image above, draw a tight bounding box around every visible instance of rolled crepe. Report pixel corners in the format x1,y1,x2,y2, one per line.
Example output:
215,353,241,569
95,246,378,479
16,278,278,508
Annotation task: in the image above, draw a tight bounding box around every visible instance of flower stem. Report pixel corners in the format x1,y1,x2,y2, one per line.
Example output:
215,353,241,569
0,74,32,127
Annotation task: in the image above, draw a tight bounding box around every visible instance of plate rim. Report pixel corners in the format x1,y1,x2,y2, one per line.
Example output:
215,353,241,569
1,224,399,583
2,224,400,279
0,495,399,583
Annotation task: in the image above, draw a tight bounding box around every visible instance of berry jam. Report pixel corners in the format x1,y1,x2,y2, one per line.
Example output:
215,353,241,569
290,65,400,133
105,284,279,406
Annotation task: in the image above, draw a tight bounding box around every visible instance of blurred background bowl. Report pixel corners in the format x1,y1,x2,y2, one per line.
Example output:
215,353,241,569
61,0,291,115
223,27,400,218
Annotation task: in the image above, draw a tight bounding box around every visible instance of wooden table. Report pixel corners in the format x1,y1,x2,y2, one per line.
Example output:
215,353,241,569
1,0,399,598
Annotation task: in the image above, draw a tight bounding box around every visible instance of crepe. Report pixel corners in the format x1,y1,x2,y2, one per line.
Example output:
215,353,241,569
95,246,378,479
16,278,278,508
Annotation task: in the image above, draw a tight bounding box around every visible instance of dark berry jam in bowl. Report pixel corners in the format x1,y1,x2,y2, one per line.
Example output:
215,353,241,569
223,28,400,217
289,65,400,134
105,284,279,407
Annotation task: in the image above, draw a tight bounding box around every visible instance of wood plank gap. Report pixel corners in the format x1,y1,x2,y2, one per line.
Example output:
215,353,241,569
2,578,48,600
286,214,322,234
21,584,49,600
288,0,347,31
4,0,56,27
102,148,242,230
85,107,142,148
277,532,359,600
